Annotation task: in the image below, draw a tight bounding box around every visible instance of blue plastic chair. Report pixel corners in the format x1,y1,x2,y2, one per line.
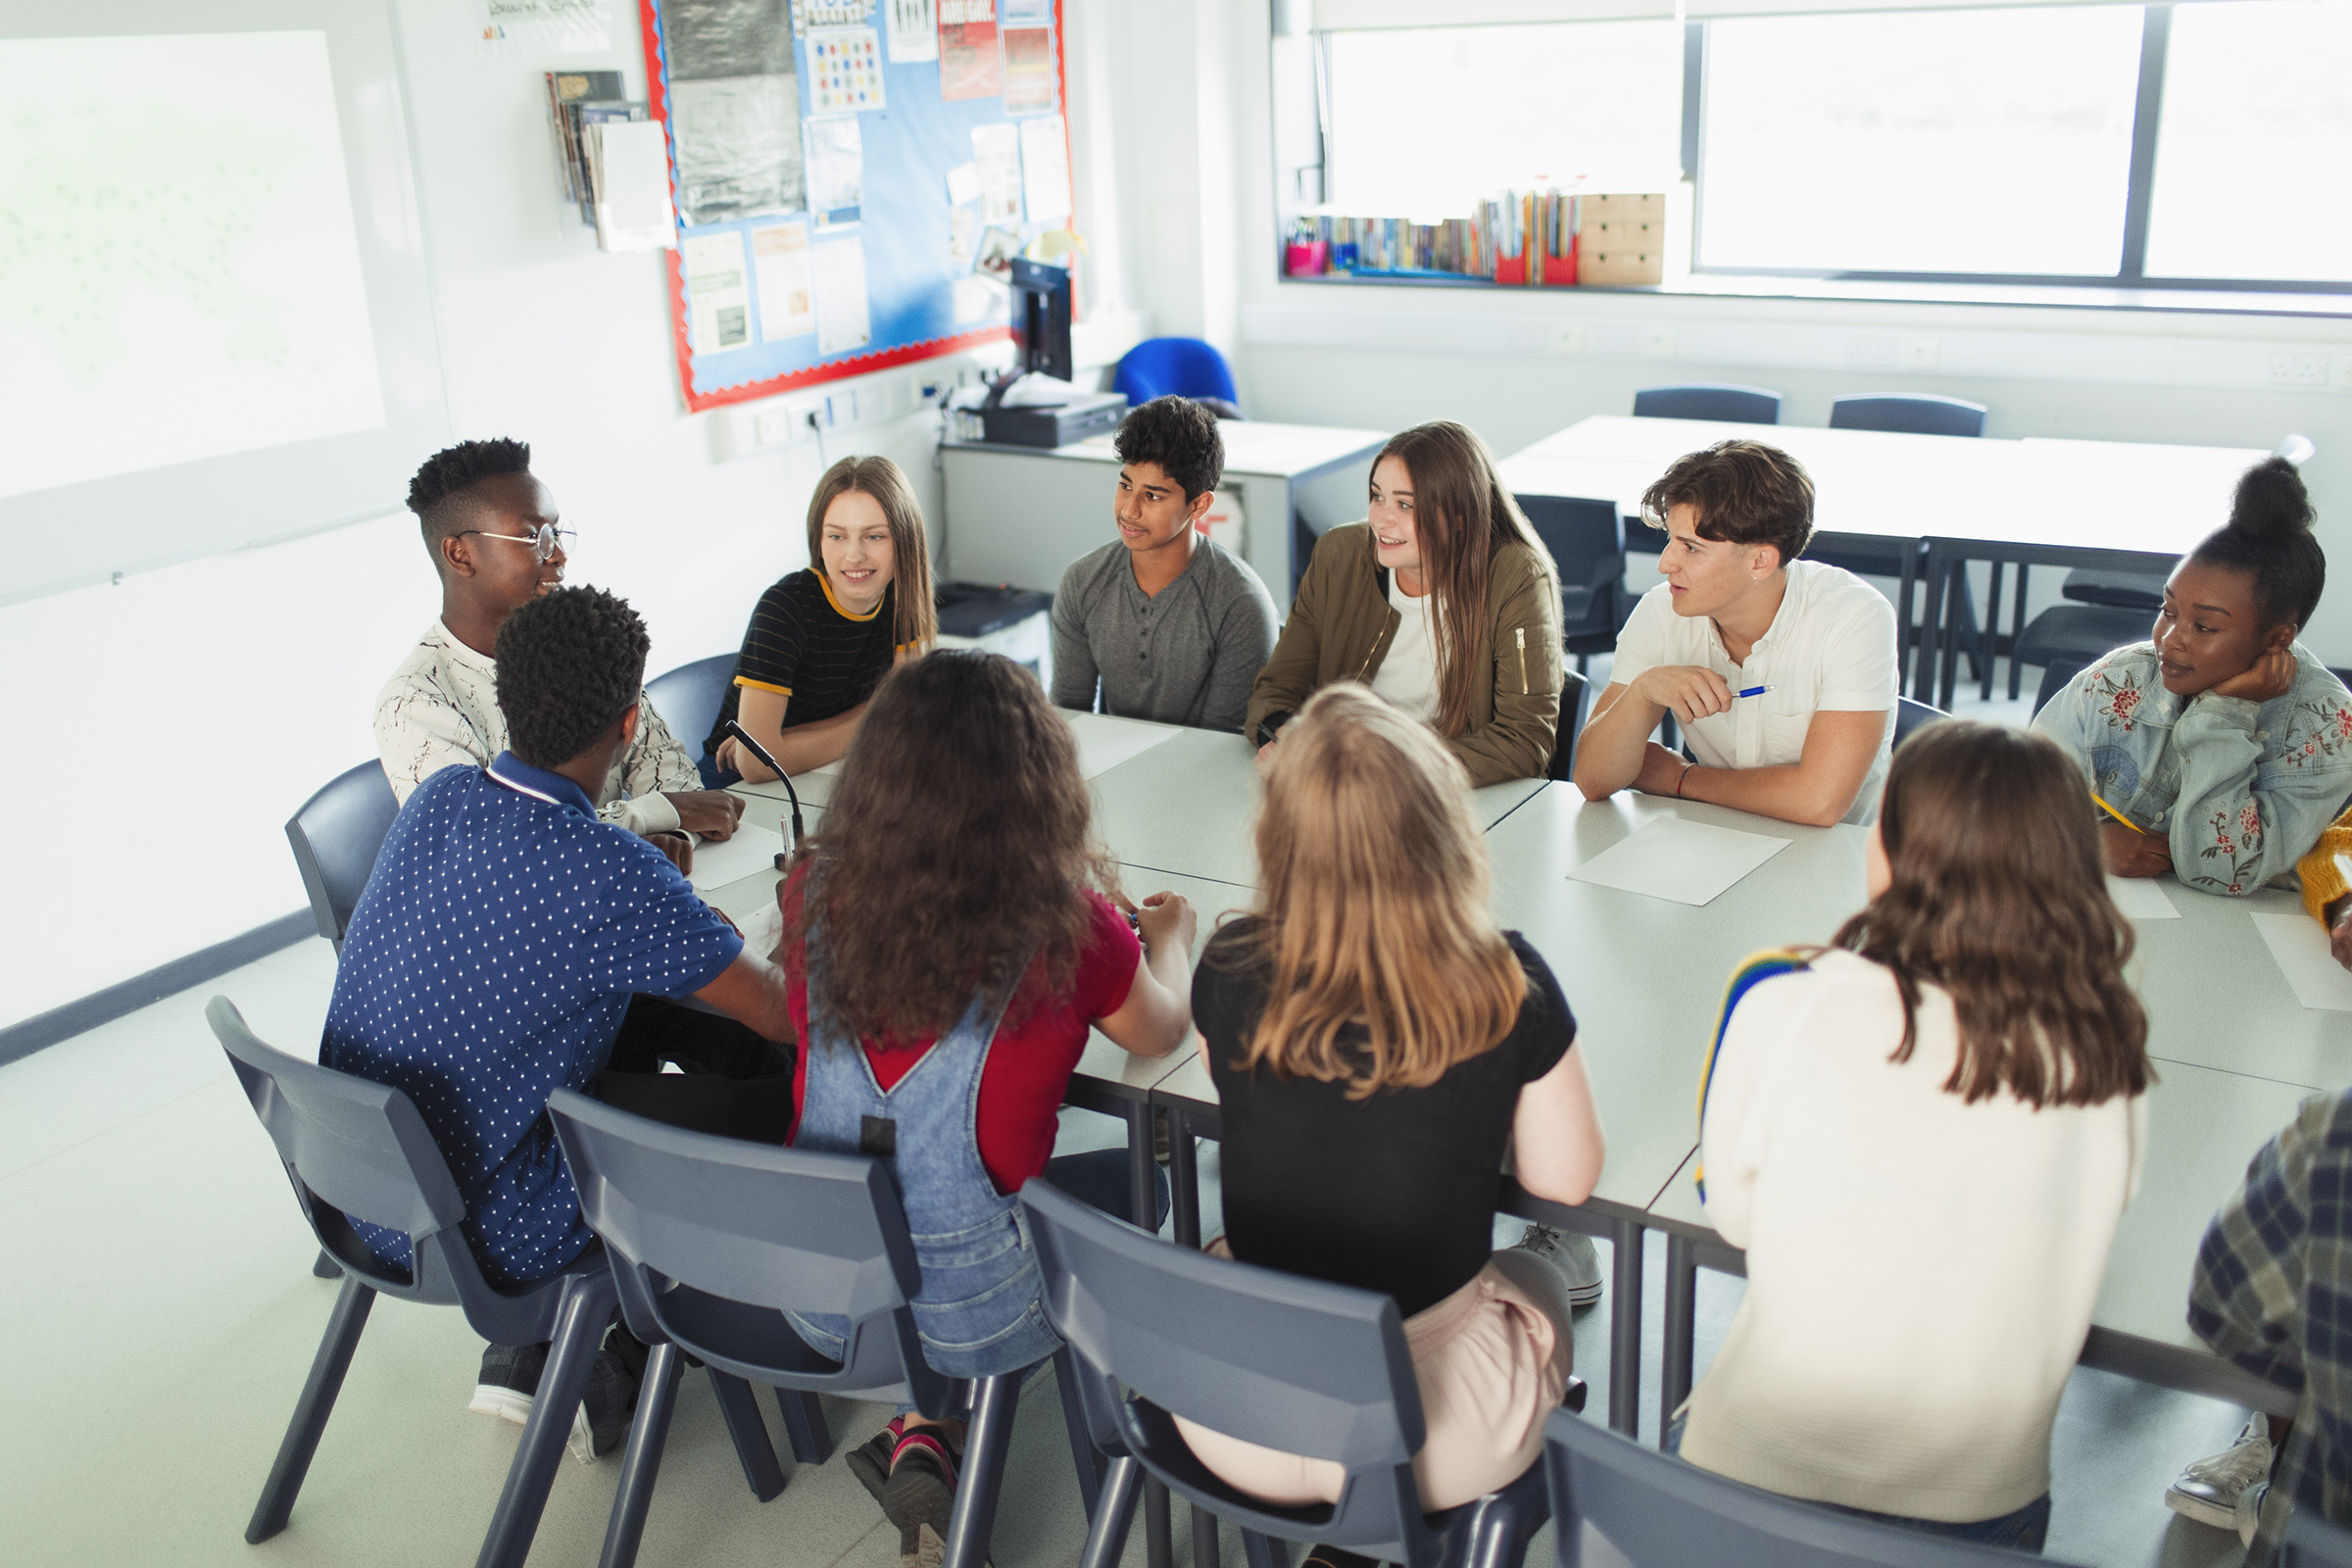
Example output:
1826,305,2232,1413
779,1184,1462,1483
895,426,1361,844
1024,1179,1581,1568
285,761,400,954
644,654,736,779
1892,698,1946,749
211,997,619,1568
1829,395,1987,441
1519,495,1628,675
1114,337,1244,416
1542,1407,2081,1566
1632,385,1783,425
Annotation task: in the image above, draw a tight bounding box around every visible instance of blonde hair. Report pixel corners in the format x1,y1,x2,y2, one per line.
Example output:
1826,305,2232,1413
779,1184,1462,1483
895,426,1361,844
1236,684,1528,1097
807,455,938,650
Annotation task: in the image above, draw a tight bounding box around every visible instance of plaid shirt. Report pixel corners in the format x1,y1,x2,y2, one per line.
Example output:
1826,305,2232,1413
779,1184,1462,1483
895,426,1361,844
2189,1088,2352,1555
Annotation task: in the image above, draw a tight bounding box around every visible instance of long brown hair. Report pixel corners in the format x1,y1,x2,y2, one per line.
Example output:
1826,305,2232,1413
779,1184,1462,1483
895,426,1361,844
1374,421,1558,739
787,651,1115,1043
1233,684,1528,1098
1835,721,2150,1107
807,455,938,650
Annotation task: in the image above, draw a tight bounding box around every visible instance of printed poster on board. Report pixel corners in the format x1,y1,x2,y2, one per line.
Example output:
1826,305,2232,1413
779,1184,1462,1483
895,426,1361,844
938,0,1001,101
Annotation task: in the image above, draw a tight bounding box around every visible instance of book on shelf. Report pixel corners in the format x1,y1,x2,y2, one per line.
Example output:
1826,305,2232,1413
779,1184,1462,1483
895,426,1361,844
1284,184,1658,288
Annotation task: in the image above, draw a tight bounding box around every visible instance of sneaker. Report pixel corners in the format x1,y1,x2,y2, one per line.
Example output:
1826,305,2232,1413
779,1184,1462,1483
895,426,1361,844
846,1416,907,1510
2236,1477,2270,1547
564,1347,642,1464
2165,1412,2272,1531
1507,1224,1605,1310
882,1426,964,1568
469,1342,549,1426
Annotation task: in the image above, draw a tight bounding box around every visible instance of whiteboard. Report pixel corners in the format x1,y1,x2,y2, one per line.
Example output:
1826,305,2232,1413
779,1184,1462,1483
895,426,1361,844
0,0,447,605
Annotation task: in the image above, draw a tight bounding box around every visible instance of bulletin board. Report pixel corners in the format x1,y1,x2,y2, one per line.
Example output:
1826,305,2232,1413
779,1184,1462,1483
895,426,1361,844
639,0,1072,414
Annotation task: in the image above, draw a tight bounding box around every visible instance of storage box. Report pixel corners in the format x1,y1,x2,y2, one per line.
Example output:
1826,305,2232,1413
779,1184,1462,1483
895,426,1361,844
1577,193,1666,286
1577,246,1664,286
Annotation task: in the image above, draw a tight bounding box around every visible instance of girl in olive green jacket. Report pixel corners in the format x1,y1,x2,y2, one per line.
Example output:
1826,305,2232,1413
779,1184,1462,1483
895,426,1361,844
1247,421,1565,787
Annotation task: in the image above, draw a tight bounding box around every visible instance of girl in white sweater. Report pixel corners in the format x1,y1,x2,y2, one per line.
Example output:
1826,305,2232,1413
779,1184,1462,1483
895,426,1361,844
1675,719,2151,1553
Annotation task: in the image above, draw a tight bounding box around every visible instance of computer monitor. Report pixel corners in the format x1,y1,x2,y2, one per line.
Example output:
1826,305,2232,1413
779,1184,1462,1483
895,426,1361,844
1007,257,1073,385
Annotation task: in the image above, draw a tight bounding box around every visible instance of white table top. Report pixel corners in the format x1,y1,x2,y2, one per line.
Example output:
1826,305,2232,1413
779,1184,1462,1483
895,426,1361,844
1502,415,2267,558
948,419,1390,480
730,709,1185,811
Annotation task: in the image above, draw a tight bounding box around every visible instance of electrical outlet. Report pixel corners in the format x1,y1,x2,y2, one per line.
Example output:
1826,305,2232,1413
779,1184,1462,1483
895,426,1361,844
754,407,798,446
1846,335,1897,368
2332,355,2352,391
1642,327,1677,360
1553,322,1586,356
2268,353,2331,388
1900,336,1939,371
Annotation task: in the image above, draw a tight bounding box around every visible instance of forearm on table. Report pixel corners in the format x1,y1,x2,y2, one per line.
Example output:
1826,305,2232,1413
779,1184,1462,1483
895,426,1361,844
1572,692,1658,798
1678,759,1860,828
738,708,864,778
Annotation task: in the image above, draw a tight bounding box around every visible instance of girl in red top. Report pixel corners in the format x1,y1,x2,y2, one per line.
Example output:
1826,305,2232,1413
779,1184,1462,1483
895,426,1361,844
777,650,1196,1568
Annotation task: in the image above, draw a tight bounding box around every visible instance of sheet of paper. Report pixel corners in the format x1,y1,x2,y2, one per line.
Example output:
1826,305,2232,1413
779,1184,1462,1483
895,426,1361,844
947,204,978,266
807,25,886,113
1017,114,1072,223
2105,875,2181,921
887,0,939,60
1003,25,1057,116
686,822,787,891
973,222,1022,281
945,161,982,206
1568,817,1792,907
588,120,676,252
682,231,753,355
2253,912,2352,1011
804,116,864,226
971,122,1022,223
478,0,612,53
1064,712,1181,779
939,0,1003,101
751,220,815,340
809,236,873,355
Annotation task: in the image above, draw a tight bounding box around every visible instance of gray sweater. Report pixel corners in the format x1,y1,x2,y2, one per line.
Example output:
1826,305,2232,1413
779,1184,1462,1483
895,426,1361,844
1050,537,1279,733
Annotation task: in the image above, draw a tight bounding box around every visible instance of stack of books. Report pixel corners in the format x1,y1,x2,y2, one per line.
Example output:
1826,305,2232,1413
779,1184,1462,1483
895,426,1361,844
1285,186,1664,288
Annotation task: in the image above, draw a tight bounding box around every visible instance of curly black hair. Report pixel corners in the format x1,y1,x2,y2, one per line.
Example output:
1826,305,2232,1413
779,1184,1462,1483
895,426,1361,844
1112,396,1223,500
407,438,532,552
2188,456,2325,630
493,586,651,769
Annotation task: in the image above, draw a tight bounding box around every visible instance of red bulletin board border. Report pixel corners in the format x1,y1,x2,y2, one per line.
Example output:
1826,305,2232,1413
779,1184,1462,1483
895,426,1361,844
640,0,1077,416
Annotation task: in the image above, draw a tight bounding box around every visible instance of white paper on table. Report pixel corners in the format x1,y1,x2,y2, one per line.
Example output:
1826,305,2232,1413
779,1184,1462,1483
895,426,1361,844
750,220,815,341
2252,912,2352,1011
2104,875,2181,921
687,823,787,891
589,120,677,252
804,116,864,224
886,0,939,60
1017,114,1072,223
1568,817,1791,907
682,231,753,354
1065,714,1180,778
809,237,872,354
945,161,982,206
971,122,1022,225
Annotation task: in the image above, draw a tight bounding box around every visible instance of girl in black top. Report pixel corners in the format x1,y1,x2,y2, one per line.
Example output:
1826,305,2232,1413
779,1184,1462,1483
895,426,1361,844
1182,683,1604,1527
710,455,938,781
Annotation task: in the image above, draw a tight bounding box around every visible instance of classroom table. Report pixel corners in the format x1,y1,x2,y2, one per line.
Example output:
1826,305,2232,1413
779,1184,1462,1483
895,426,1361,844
941,420,1389,604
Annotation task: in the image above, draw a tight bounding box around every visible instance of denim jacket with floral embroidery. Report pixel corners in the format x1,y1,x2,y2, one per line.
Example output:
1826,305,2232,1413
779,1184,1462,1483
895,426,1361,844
2031,641,2352,897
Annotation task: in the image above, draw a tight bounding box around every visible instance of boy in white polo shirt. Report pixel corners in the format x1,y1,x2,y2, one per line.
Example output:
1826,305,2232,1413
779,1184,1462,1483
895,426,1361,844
1573,440,1896,827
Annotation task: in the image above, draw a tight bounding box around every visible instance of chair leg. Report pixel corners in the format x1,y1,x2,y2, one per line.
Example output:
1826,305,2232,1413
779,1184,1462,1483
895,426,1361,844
1240,1529,1291,1568
311,1248,342,1280
2008,565,2031,701
247,1271,376,1543
773,1387,835,1466
475,1270,616,1568
1193,1503,1223,1568
710,1371,786,1501
941,1370,1022,1568
1448,1491,1545,1568
599,1341,684,1568
1981,563,2004,703
1078,1455,1145,1568
1054,1347,1107,1520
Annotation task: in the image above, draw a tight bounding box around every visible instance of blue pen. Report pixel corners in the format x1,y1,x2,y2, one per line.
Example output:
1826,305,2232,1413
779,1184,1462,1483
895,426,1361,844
1733,684,1776,699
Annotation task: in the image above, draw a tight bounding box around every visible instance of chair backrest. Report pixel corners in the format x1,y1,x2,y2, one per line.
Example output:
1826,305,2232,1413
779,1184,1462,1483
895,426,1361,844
545,1088,951,1415
1549,671,1593,782
1829,395,1987,440
208,996,564,1346
1632,384,1783,425
1521,494,1627,640
2283,1507,2352,1567
1892,698,1946,748
1022,1179,1445,1564
1543,1408,2078,1566
285,760,401,950
644,654,737,768
1114,337,1242,408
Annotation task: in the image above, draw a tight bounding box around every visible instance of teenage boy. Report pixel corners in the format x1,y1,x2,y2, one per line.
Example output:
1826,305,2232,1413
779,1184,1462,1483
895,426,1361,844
1573,440,1897,827
376,438,744,864
323,586,800,1456
1051,396,1279,734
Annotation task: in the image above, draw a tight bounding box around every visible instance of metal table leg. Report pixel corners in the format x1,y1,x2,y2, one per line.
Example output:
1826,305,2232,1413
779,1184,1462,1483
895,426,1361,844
1660,1234,1698,1435
1606,1217,1643,1437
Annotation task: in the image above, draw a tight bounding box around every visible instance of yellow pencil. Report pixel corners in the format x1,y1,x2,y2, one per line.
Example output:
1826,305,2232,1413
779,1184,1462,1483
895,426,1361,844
2090,791,2145,835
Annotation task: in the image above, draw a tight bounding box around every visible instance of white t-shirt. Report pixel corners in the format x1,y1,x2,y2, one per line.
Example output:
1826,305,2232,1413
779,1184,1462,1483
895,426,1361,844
1607,560,1897,824
1368,570,1441,721
1684,949,2146,1524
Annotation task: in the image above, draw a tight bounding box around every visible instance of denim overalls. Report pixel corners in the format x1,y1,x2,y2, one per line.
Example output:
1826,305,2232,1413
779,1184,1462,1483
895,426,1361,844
787,925,1061,1380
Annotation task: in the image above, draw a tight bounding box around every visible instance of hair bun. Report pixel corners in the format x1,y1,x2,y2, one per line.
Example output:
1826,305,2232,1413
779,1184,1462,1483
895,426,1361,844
2230,456,2316,542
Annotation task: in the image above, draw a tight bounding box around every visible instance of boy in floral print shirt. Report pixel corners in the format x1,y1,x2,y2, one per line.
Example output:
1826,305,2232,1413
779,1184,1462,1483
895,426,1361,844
2034,458,2351,899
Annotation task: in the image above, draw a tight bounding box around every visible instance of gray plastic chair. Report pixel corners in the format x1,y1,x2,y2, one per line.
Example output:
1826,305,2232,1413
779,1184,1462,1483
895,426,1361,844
1633,384,1783,425
2016,605,2154,714
1548,671,1592,783
2284,1507,2352,1566
1541,1407,2082,1566
285,760,400,953
547,1088,1079,1568
1520,495,1629,675
211,997,617,1568
644,654,736,774
1024,1179,1582,1568
1829,395,1988,440
1892,698,1946,749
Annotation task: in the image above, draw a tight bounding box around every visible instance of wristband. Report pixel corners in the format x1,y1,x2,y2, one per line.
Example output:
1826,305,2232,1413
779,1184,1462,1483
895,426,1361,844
1676,762,1694,799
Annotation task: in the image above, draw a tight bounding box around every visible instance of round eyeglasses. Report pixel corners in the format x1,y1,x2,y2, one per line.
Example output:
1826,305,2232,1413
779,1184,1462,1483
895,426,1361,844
459,521,574,564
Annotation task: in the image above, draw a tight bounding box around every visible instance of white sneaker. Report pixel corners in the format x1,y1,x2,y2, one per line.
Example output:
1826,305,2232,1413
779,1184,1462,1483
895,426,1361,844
1506,1224,1604,1309
2236,1478,2270,1547
2165,1412,2271,1531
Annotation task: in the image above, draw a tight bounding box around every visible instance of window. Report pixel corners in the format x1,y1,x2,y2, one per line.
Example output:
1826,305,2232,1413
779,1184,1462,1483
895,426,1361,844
1323,20,1682,219
1696,6,2144,275
2145,0,2352,282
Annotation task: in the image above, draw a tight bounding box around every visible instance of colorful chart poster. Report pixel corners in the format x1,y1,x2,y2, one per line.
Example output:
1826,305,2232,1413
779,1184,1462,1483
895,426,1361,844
807,25,885,113
752,220,815,340
938,0,1002,101
1002,25,1054,115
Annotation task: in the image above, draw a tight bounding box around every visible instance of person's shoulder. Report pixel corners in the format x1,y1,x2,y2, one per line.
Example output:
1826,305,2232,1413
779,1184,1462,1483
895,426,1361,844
2288,642,2351,706
1058,541,1130,606
1719,946,1842,1023
1789,560,1895,621
1314,521,1375,562
1488,535,1551,589
376,621,455,697
758,569,825,614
